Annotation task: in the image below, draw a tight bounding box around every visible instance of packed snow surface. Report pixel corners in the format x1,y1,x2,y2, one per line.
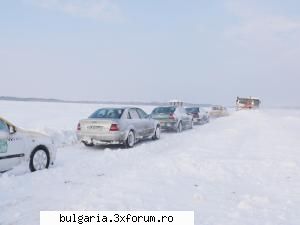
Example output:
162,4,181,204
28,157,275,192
1,101,300,225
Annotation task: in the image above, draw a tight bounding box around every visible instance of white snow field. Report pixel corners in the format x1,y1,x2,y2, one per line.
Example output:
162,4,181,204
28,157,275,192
1,101,300,225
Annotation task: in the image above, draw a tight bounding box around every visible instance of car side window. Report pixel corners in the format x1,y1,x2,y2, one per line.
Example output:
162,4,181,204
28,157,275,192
136,108,148,119
0,120,9,132
129,109,140,119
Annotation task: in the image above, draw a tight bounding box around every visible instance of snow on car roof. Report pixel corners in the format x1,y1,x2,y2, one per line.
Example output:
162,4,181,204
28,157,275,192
238,97,260,100
168,100,184,106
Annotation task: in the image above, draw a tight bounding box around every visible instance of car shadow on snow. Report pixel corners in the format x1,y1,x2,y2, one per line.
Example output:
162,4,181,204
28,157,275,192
80,136,162,151
82,144,123,151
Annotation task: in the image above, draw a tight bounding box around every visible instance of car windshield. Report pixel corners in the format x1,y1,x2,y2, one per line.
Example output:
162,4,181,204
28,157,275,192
186,108,199,113
238,98,251,104
238,98,260,106
0,120,9,132
152,107,176,114
89,108,124,119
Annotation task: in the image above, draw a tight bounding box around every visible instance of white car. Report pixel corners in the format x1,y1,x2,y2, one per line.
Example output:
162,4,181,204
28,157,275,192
0,117,56,172
209,106,229,118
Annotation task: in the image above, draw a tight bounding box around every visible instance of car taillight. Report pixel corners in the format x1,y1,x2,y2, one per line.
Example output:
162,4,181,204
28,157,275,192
110,124,119,131
169,113,176,120
77,123,81,131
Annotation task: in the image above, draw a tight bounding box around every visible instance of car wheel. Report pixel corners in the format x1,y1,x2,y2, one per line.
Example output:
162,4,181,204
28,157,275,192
177,121,183,133
125,130,135,148
82,141,94,147
29,147,50,172
152,126,161,140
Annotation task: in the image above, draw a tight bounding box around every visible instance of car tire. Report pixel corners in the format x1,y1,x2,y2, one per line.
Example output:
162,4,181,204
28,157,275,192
125,130,135,148
29,146,50,172
177,121,183,133
152,126,161,140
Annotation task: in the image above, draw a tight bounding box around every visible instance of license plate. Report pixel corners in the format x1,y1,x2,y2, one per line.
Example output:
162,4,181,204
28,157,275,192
87,125,104,130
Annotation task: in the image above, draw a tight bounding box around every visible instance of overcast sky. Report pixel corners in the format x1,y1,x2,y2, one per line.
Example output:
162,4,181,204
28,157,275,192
1,0,299,106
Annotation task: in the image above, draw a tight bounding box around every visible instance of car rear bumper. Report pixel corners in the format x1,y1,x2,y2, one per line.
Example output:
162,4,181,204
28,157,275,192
193,117,201,122
77,131,127,144
158,121,178,130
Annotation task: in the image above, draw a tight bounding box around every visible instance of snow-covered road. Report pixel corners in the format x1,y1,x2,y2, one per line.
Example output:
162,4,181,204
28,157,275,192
1,101,300,225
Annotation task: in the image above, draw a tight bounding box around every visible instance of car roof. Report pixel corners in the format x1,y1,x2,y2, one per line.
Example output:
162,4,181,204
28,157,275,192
155,105,179,108
0,117,7,122
96,107,129,110
0,117,15,126
96,107,147,111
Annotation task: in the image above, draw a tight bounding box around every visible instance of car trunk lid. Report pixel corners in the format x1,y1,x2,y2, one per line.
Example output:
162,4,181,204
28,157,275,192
152,113,176,122
80,119,118,133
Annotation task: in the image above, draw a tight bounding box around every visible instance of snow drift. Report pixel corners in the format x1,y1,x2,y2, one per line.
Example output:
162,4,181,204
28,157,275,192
0,101,300,225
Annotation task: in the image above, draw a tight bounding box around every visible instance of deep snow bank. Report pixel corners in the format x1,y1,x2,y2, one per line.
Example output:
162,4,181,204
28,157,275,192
1,101,300,225
0,101,155,147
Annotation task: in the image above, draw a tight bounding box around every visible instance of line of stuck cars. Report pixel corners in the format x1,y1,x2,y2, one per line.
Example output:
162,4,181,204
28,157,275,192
0,102,215,173
77,104,211,148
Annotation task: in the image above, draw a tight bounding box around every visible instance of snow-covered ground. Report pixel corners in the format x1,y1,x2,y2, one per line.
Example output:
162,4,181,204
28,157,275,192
1,101,300,225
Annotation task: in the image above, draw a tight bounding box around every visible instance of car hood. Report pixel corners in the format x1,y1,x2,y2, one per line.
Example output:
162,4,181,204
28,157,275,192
18,128,49,138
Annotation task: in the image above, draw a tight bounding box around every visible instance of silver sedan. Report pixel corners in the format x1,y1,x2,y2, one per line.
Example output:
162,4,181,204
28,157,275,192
77,107,161,148
150,106,193,132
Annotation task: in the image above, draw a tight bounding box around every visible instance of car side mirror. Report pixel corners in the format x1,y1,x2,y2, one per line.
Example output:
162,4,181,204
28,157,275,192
9,125,16,135
0,130,9,139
